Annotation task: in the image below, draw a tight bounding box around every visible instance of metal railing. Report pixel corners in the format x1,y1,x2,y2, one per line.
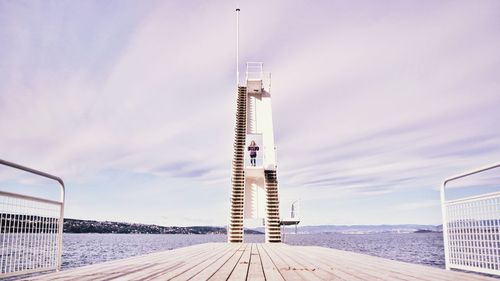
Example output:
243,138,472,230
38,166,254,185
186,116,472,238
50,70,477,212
245,155,263,168
246,62,263,81
245,62,272,93
441,162,500,276
0,159,65,278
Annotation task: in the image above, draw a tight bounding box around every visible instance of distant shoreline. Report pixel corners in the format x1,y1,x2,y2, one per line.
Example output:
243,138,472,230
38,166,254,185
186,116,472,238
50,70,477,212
64,218,262,235
63,218,442,235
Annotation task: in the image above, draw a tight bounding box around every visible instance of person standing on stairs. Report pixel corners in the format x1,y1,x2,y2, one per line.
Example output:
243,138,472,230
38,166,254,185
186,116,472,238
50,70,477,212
248,140,259,166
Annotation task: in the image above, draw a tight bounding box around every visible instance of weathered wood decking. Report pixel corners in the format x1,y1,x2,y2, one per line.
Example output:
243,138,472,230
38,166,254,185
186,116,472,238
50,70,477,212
27,243,497,281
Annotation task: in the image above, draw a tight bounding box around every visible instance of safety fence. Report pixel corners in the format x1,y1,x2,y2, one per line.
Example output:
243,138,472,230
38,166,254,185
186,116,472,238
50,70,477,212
0,159,65,278
441,163,500,276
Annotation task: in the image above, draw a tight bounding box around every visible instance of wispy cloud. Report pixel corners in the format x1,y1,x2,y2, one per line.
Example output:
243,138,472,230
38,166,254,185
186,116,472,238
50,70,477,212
395,200,440,211
0,0,499,226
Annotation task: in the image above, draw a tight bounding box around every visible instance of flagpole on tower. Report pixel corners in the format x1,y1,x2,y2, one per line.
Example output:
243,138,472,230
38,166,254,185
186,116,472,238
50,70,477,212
236,7,240,86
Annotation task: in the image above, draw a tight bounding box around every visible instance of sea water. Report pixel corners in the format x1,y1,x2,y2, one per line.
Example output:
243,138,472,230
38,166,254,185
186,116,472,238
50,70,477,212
61,232,444,270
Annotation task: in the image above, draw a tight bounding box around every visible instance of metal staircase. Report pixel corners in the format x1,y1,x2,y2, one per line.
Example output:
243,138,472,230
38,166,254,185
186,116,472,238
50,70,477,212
228,86,247,243
265,170,281,243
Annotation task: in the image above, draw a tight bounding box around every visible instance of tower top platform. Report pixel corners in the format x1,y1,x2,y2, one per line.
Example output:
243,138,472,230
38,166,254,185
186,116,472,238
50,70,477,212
243,62,271,94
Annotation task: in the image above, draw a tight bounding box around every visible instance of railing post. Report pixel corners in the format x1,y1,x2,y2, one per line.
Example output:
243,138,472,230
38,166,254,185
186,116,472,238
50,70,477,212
56,180,65,271
441,180,450,270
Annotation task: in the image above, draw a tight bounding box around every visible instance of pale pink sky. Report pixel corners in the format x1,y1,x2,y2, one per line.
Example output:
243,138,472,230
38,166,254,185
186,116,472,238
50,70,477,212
0,1,499,226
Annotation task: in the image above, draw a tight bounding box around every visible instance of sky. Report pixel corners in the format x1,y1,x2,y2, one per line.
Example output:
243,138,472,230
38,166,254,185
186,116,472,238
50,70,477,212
0,0,499,227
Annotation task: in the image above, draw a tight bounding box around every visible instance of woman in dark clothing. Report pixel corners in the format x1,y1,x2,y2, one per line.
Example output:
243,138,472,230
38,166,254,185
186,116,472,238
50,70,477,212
248,140,259,166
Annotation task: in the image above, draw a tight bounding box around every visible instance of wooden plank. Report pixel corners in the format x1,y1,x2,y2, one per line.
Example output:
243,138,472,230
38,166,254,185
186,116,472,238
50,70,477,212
26,243,500,281
260,243,301,281
309,246,493,281
306,246,438,281
132,243,230,280
282,245,383,281
188,244,243,281
104,244,222,281
264,244,322,281
131,248,223,281
256,243,285,281
227,243,252,280
312,246,430,280
131,244,227,280
31,243,217,281
270,244,348,281
168,244,237,280
246,243,265,281
291,245,396,281
322,248,437,281
87,245,215,281
260,244,305,281
207,244,247,280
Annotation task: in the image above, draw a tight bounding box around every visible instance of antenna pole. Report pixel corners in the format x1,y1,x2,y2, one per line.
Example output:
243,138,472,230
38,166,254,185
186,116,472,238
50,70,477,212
236,7,240,86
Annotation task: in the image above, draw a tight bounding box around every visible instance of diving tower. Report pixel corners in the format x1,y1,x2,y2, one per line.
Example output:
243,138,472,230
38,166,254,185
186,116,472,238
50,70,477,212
228,62,281,243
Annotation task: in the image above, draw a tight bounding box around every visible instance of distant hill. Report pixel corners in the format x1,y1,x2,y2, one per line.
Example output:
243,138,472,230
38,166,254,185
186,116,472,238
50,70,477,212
64,219,441,235
254,224,442,234
1,213,442,235
64,218,263,235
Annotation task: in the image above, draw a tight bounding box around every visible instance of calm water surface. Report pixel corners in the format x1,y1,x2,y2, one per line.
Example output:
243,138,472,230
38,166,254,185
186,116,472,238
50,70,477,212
61,232,444,270
284,233,444,268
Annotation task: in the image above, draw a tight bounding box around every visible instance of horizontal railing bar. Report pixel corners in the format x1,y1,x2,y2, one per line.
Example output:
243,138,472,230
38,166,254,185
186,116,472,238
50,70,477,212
0,266,58,278
0,159,64,189
0,190,62,206
443,162,500,189
448,264,500,276
444,190,500,205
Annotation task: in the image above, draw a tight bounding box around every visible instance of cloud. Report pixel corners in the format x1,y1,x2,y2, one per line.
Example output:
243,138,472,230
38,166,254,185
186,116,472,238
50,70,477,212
395,200,440,211
1,0,499,225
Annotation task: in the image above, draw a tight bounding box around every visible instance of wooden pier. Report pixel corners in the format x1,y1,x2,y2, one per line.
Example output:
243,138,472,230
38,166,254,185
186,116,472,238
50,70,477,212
28,243,497,281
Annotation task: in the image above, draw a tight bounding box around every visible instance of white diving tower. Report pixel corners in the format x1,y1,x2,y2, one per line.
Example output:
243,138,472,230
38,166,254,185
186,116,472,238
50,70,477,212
228,62,281,243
